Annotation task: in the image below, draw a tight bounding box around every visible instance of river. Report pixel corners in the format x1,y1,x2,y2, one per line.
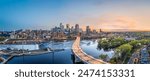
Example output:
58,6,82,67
0,40,114,64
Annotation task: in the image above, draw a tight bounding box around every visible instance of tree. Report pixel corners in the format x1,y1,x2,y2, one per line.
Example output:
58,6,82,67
99,54,108,61
115,44,133,63
109,57,117,64
0,37,5,41
148,50,150,55
129,40,141,49
98,39,109,50
110,37,126,48
98,37,127,50
140,39,150,45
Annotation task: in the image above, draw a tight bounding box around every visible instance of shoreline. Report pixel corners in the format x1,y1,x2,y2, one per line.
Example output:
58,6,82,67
0,50,53,64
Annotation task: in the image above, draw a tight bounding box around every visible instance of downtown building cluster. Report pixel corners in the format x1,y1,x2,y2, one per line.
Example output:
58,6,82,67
0,23,102,44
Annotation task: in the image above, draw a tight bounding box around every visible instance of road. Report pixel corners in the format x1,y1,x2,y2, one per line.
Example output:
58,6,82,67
128,49,140,64
140,47,150,64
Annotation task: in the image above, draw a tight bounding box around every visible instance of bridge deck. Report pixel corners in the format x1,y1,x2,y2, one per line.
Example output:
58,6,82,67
72,36,109,64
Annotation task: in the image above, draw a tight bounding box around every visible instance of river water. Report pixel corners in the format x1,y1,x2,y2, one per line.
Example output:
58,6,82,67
0,40,114,64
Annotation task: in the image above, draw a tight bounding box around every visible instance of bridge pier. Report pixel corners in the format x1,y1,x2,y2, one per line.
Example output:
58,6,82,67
71,52,85,64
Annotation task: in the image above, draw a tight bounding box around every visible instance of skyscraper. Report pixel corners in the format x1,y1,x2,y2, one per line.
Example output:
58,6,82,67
99,29,102,33
75,24,80,35
60,23,63,28
60,23,64,32
86,26,91,35
66,24,70,29
65,24,71,34
70,26,74,33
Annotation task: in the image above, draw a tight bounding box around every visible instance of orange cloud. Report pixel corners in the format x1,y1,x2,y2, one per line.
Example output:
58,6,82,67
97,15,137,30
67,14,150,32
79,15,142,32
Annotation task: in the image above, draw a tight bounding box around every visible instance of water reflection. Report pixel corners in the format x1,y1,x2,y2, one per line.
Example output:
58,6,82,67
0,39,114,64
80,40,114,59
6,41,74,64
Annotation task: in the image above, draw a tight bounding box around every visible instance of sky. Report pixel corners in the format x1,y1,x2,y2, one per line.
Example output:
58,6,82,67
0,0,150,31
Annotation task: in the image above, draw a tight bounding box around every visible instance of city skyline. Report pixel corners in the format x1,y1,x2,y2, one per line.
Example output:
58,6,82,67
0,0,150,31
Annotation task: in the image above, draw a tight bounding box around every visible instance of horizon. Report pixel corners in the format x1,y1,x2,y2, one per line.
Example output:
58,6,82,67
0,0,150,31
1,27,150,32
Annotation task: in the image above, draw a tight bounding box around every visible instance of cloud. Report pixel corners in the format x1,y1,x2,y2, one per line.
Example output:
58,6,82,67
76,14,138,31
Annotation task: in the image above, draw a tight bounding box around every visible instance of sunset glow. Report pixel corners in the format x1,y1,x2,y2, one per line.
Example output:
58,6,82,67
0,0,150,31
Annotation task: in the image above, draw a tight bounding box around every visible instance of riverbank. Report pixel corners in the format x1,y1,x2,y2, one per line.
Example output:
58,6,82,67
2,41,74,64
1,39,114,64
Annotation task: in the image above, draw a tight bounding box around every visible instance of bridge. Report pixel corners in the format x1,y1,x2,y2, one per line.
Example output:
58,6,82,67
72,36,109,64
